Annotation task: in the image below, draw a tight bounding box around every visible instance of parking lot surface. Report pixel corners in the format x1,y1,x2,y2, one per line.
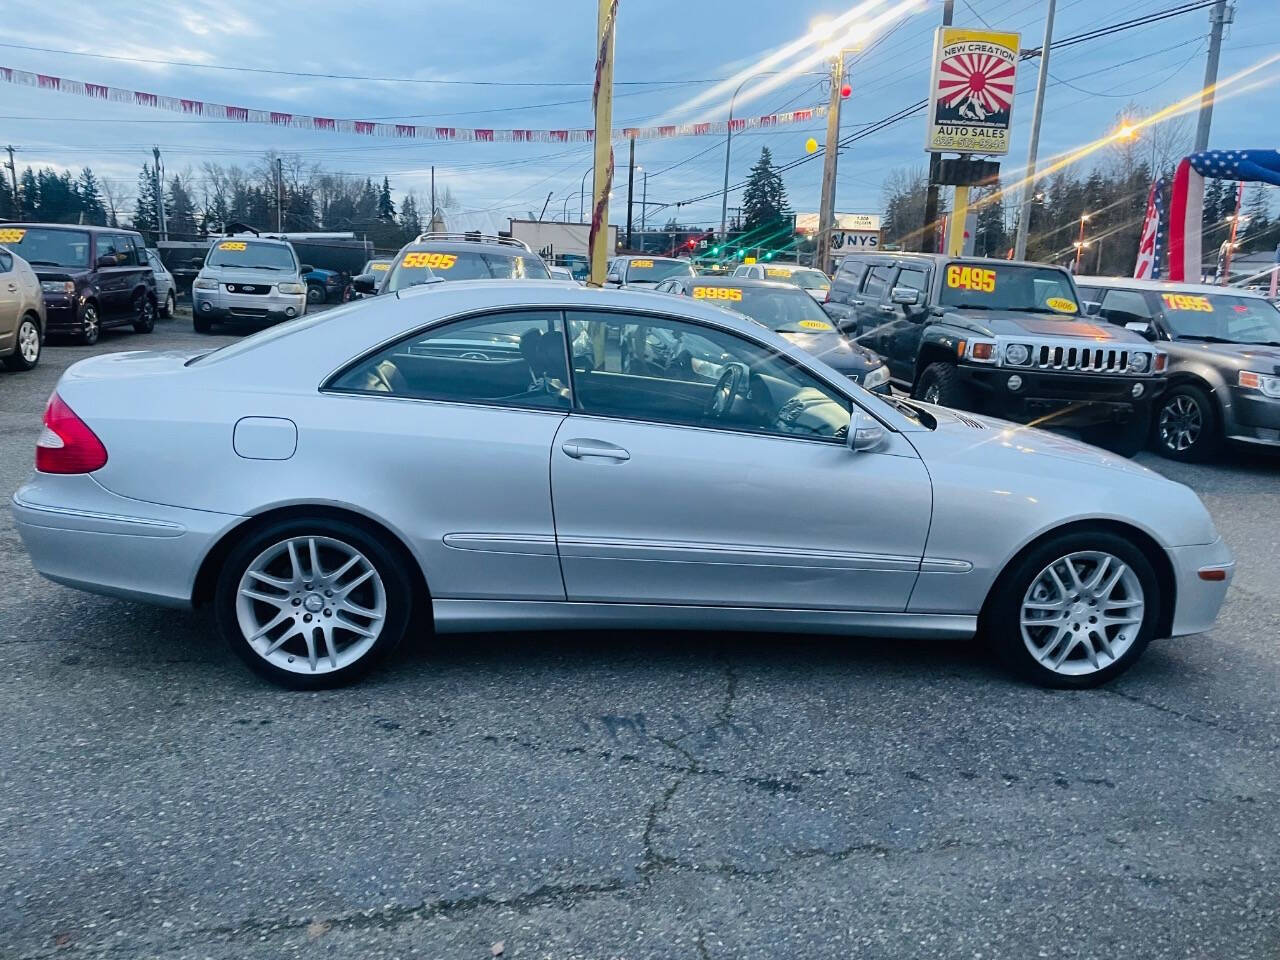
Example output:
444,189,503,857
2,315,1278,959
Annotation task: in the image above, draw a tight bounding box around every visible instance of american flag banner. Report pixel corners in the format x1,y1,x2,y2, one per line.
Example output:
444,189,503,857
1133,177,1165,280
1168,149,1280,282
0,65,827,144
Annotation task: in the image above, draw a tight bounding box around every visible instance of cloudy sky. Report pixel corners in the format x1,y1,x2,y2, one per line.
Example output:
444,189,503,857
2,0,1277,230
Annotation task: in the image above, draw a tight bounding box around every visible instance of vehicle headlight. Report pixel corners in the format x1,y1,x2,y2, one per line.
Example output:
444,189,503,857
862,364,890,389
1129,351,1150,374
1003,342,1031,366
193,277,218,290
1240,370,1280,398
277,281,305,295
41,280,74,296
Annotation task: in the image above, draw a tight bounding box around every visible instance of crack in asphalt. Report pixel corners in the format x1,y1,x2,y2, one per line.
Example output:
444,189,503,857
1101,686,1236,733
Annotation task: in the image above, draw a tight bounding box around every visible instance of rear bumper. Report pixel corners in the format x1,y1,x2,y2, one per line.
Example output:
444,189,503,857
1166,538,1234,637
958,366,1165,425
11,474,243,608
1224,389,1280,447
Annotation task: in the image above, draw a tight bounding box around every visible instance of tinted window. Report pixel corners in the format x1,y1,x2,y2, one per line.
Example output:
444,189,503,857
387,249,548,289
111,235,140,266
1156,292,1280,344
862,266,894,299
938,262,1080,315
330,310,570,411
3,227,91,268
0,251,11,272
95,235,119,265
895,267,929,294
206,240,298,271
566,310,851,441
623,258,695,283
1099,290,1153,326
688,284,830,332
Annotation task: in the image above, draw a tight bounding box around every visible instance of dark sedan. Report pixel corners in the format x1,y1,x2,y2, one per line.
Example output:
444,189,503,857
653,275,890,392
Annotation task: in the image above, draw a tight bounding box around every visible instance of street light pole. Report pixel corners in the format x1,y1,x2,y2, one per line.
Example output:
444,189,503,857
720,76,756,245
641,171,648,233
578,164,592,223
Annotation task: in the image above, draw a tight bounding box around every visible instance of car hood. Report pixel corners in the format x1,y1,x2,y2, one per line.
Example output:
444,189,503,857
1169,339,1280,370
33,267,90,282
777,331,880,374
942,308,1147,343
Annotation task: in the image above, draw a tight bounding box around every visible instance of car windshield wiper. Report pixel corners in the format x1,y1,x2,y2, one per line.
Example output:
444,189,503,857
26,259,66,267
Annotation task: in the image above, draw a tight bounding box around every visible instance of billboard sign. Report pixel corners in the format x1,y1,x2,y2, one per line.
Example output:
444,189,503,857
796,212,880,233
925,27,1020,155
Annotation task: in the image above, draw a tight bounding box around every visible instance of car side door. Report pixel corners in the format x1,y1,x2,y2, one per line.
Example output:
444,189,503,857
91,234,126,318
854,264,894,345
0,249,19,343
881,265,932,383
549,308,933,612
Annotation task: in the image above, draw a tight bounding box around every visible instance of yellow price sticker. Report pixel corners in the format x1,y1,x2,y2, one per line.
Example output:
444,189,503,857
692,286,743,302
630,259,655,269
766,267,793,278
402,252,457,270
0,228,27,244
1161,293,1212,312
1044,297,1077,313
370,262,390,271
797,319,834,331
217,241,247,251
945,264,996,292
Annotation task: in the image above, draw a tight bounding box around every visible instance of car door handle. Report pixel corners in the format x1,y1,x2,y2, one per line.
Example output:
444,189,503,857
851,299,865,306
561,439,630,461
877,304,895,314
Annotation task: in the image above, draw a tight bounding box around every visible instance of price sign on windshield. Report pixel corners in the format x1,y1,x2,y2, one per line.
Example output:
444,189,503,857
1161,293,1212,312
217,241,247,251
630,259,655,269
946,264,996,292
402,252,457,270
693,287,742,302
0,228,26,243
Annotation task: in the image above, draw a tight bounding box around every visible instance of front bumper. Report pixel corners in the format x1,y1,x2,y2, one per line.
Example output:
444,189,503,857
957,365,1165,426
42,297,81,334
192,287,306,324
12,474,243,608
1166,538,1234,637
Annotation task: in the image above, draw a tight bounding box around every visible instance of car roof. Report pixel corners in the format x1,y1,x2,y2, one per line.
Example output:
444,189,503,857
6,222,141,236
399,238,532,257
846,251,1060,270
1074,275,1272,299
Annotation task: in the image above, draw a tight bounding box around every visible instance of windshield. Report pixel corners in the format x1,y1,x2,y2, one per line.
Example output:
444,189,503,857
938,262,1081,315
1160,291,1280,344
1,227,91,268
763,266,830,291
387,249,549,290
362,259,392,275
692,284,832,333
205,240,298,271
624,258,694,283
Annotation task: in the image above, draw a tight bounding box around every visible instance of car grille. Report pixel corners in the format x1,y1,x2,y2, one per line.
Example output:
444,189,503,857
229,307,269,318
1031,343,1139,374
225,283,271,295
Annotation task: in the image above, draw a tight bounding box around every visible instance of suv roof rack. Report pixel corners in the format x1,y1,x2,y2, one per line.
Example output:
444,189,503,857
413,231,531,252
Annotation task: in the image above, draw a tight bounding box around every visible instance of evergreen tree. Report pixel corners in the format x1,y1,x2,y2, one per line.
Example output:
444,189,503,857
77,168,107,225
377,176,396,221
134,163,161,239
166,174,198,238
1240,185,1275,254
0,174,13,220
881,167,946,250
398,193,421,241
972,186,1008,258
355,178,378,225
18,168,37,220
740,148,791,241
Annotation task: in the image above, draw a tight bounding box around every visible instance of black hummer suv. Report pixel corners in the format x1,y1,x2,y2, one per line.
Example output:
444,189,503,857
824,252,1166,454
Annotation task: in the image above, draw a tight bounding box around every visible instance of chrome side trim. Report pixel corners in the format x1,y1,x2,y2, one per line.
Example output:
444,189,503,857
432,599,976,639
11,493,186,537
442,533,559,556
920,557,974,574
554,536,921,571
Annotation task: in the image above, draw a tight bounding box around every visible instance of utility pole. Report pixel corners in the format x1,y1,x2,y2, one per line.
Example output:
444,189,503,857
153,146,168,242
4,145,17,218
275,156,283,232
625,137,636,250
640,171,648,233
588,0,616,285
921,0,954,253
1194,1,1232,152
430,166,436,231
816,56,845,275
1013,0,1055,261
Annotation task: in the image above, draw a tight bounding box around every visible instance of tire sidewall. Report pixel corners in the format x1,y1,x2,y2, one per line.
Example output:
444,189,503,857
8,317,40,370
307,284,325,304
1155,384,1219,461
133,294,156,333
214,516,413,689
80,303,100,344
988,530,1161,689
163,290,176,318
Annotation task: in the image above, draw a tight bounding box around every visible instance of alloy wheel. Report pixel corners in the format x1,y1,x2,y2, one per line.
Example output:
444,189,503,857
81,306,99,343
1159,395,1202,452
1020,551,1145,677
235,535,387,675
17,319,39,363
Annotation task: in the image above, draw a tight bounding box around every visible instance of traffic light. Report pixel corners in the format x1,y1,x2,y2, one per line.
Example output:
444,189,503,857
840,83,852,99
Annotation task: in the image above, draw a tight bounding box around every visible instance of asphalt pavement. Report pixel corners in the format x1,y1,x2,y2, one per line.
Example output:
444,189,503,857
1,309,1278,959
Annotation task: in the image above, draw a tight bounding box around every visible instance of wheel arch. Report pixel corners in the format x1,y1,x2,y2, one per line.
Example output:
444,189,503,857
192,503,432,618
979,518,1176,639
915,342,958,383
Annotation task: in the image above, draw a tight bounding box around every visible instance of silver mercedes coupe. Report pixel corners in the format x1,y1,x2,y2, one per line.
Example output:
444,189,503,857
12,281,1234,688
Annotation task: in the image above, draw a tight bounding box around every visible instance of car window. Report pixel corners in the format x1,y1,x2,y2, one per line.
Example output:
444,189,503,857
566,309,851,442
937,262,1080,315
895,266,929,295
1099,290,1153,326
862,266,894,299
387,249,547,288
110,235,138,266
329,310,570,411
0,250,11,272
623,258,694,283
95,234,118,266
207,240,298,272
2,227,91,268
129,236,147,266
1156,291,1280,344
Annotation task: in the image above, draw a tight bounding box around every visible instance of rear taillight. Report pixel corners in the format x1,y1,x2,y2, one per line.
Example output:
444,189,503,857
36,393,108,474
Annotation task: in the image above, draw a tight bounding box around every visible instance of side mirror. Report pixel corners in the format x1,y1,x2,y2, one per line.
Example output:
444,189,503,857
96,255,116,268
890,286,919,306
1125,320,1155,340
847,409,886,452
606,272,621,285
1084,301,1102,316
352,274,377,294
299,264,315,275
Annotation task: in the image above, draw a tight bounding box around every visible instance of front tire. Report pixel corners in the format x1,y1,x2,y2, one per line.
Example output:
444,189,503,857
193,310,213,333
4,316,41,371
78,302,100,345
132,294,156,333
306,284,326,305
986,530,1160,689
1154,384,1221,462
913,361,974,409
214,517,413,689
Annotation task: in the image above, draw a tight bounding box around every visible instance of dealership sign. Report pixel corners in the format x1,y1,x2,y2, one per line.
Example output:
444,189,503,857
925,27,1020,155
797,213,882,257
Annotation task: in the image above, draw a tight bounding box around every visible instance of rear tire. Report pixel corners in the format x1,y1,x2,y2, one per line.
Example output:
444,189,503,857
132,294,156,333
4,316,41,371
913,361,974,409
193,311,213,333
1154,384,1221,462
215,516,413,689
160,289,176,319
986,530,1160,689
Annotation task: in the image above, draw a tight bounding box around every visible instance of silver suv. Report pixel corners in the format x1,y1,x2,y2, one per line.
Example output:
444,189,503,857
192,235,310,332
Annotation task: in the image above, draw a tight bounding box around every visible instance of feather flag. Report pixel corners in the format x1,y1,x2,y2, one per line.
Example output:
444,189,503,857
1133,178,1165,280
